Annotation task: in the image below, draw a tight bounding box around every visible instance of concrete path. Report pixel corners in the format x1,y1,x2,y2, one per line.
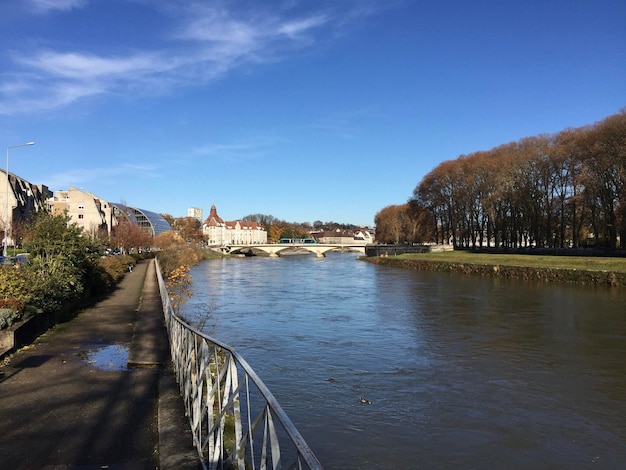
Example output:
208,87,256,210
0,258,200,469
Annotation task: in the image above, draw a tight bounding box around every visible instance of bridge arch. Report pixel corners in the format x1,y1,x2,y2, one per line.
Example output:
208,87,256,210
223,243,365,257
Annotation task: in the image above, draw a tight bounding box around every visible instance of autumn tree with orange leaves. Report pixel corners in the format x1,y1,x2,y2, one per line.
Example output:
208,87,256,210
409,110,626,249
166,265,192,315
374,202,434,244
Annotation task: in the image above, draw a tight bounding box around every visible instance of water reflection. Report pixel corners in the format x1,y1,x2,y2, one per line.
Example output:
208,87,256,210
83,344,128,371
182,253,626,469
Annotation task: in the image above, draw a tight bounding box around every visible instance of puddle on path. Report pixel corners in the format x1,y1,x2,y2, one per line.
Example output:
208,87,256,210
83,344,129,371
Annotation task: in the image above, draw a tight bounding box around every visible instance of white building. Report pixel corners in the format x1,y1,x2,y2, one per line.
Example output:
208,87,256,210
353,229,375,245
188,207,203,223
313,228,375,245
202,205,267,245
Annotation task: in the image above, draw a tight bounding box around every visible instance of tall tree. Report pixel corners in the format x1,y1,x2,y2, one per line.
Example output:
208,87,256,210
374,205,404,244
111,217,152,254
174,216,202,242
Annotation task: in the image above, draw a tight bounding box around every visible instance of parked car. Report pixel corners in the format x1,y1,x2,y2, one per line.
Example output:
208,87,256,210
0,254,30,266
15,253,30,265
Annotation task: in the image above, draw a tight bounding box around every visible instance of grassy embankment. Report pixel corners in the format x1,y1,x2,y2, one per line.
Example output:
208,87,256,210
364,251,626,287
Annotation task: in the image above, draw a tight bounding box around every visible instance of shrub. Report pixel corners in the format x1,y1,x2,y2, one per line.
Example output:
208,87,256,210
22,212,98,313
158,244,203,278
0,266,33,307
166,265,193,315
0,308,20,329
0,297,25,312
98,255,135,284
26,257,84,313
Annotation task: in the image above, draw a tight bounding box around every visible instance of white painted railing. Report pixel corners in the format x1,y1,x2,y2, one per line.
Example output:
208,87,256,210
155,259,323,470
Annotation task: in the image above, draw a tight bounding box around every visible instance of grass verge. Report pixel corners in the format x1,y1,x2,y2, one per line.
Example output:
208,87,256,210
394,251,626,272
363,251,626,287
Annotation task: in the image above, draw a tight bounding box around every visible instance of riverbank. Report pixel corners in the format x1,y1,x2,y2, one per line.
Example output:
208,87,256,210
363,251,626,287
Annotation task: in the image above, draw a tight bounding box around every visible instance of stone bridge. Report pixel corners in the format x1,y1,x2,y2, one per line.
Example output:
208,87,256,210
219,243,366,258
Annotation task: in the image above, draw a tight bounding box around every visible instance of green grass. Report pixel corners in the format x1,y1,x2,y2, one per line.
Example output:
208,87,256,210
202,249,225,259
397,251,626,272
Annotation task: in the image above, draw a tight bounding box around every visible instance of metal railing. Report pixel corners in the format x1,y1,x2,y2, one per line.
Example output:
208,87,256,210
155,259,323,470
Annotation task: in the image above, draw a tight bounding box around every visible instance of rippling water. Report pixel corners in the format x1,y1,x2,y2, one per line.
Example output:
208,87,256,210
182,253,626,469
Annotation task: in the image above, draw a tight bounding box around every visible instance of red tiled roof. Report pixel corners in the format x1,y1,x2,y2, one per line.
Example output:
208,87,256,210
204,205,263,230
204,204,224,226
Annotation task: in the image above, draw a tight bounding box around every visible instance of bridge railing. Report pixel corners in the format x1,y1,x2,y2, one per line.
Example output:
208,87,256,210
155,259,323,470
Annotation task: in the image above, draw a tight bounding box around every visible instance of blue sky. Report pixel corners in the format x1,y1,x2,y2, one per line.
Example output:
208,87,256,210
1,0,624,227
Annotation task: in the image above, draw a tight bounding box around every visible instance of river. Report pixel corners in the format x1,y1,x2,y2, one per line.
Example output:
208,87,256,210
181,252,626,469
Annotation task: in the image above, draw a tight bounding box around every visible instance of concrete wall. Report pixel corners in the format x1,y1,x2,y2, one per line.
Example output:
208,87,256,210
365,244,453,257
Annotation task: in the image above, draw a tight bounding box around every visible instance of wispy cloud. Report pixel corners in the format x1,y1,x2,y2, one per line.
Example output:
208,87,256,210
0,74,105,115
42,164,158,190
191,139,278,163
16,51,171,80
1,1,368,115
311,107,386,138
278,16,328,39
28,0,88,14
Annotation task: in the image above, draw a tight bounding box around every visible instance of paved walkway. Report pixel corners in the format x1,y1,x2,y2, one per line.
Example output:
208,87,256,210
0,259,200,469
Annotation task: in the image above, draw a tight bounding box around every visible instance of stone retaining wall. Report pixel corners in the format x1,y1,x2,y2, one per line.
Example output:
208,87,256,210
0,295,90,359
365,244,453,257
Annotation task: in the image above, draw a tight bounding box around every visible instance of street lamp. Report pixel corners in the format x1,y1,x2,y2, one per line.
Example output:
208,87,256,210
4,141,35,257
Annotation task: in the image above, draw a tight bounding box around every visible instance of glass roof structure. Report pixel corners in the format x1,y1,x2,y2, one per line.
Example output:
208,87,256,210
110,203,171,236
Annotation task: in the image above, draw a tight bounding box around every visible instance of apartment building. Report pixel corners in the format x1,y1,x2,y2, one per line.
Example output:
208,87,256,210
48,187,112,238
1,169,51,248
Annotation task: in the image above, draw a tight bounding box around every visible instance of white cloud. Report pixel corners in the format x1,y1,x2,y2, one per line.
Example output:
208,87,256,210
0,50,185,114
0,76,104,115
1,1,378,115
278,15,328,39
28,0,88,14
17,51,169,80
178,7,260,45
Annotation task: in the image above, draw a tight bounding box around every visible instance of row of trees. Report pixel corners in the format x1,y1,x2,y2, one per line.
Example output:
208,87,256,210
375,110,626,249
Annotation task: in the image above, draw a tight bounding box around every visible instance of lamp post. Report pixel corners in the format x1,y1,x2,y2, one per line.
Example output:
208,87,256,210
4,142,35,257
